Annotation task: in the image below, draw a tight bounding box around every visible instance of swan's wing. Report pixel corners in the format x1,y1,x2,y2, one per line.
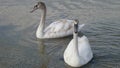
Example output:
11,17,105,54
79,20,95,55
44,19,85,33
78,24,85,31
44,19,73,34
44,19,85,38
78,36,93,62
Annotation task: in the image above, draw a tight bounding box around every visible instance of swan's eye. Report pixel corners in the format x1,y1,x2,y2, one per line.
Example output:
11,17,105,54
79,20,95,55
30,4,39,13
34,5,38,8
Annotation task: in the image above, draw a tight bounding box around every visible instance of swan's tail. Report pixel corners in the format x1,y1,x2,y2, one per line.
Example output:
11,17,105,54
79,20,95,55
78,24,85,31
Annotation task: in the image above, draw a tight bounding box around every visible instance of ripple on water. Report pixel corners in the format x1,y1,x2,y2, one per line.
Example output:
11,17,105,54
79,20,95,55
0,0,120,68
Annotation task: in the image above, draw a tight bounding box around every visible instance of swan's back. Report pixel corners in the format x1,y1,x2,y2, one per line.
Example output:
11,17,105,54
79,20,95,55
43,19,74,38
44,19,73,33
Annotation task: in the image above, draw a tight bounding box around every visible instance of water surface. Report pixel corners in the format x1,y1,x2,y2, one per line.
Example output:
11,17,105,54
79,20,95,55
0,0,120,68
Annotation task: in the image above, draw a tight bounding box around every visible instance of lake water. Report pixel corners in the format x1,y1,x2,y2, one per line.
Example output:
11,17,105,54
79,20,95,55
0,0,120,68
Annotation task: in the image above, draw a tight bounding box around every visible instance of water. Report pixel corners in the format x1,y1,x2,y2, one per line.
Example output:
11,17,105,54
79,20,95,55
0,0,120,68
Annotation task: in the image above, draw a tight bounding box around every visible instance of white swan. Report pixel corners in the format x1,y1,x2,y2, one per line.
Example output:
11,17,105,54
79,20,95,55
63,20,93,67
30,2,85,39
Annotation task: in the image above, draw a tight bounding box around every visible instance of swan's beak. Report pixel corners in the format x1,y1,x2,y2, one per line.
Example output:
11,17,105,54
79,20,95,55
30,5,38,13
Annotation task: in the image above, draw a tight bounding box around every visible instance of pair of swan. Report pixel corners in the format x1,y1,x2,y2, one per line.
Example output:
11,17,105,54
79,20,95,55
31,1,93,67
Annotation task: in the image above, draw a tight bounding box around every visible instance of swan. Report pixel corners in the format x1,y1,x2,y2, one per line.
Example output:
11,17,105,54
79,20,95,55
30,1,85,39
63,20,93,67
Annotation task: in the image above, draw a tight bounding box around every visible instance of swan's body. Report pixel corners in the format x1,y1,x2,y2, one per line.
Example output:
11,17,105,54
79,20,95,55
64,20,93,67
31,2,84,39
64,36,93,67
37,19,84,39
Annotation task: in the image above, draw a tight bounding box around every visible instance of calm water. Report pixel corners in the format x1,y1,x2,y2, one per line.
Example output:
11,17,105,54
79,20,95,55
0,0,120,68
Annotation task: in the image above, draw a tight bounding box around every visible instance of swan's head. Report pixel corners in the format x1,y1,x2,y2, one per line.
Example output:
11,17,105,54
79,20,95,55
30,1,46,13
74,19,78,33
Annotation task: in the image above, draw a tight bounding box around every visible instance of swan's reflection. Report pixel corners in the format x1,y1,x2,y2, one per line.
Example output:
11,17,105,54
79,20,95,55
37,39,49,68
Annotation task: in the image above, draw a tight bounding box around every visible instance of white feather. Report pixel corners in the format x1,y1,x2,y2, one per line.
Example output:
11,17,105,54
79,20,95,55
64,36,93,67
37,19,84,39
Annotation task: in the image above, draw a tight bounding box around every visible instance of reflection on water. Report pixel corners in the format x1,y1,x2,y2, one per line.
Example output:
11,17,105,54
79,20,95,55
0,0,120,68
37,40,49,68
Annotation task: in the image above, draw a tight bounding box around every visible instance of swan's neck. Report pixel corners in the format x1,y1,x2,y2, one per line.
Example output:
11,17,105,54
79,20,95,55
73,33,78,50
37,7,46,37
73,22,78,50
